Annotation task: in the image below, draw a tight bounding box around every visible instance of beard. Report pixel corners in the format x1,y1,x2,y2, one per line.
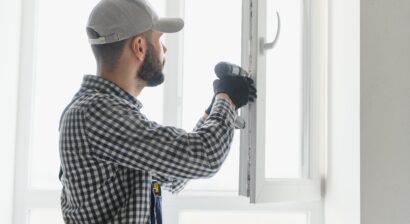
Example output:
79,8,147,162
136,43,165,87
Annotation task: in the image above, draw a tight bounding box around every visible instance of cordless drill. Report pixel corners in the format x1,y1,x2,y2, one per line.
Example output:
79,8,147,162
214,62,250,129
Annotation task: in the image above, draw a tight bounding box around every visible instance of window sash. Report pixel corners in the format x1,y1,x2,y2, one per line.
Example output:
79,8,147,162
239,0,327,204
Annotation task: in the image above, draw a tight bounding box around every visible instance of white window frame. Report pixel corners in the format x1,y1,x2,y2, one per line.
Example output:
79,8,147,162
162,0,184,128
239,0,327,204
13,0,42,223
12,0,326,223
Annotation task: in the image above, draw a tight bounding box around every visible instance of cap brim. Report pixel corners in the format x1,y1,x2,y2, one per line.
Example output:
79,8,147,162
152,18,184,33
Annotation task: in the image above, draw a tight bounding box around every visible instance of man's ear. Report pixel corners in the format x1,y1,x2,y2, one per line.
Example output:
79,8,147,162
131,36,145,61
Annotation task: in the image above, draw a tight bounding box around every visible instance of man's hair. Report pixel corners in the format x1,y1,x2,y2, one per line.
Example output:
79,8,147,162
87,29,152,70
87,28,128,70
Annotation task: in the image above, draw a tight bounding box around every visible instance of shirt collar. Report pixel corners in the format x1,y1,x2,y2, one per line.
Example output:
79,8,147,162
80,75,143,109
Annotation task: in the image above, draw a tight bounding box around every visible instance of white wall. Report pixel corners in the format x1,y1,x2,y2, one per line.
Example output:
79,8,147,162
325,0,361,223
361,1,410,224
326,0,410,223
0,0,22,223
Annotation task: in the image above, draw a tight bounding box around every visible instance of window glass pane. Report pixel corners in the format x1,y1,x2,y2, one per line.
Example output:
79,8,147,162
264,0,304,178
181,0,242,191
29,209,64,224
30,0,165,189
29,0,98,189
179,210,307,224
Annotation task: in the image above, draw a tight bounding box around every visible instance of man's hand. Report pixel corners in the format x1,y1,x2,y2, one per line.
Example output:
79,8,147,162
205,61,257,115
213,75,256,109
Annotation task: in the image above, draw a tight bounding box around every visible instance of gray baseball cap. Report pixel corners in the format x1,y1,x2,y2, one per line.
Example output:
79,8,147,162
87,0,184,45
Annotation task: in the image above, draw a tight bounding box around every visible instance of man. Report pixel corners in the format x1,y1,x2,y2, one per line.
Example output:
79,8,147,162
58,0,256,223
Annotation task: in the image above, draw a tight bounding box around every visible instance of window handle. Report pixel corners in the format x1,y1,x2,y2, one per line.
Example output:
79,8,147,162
260,12,281,54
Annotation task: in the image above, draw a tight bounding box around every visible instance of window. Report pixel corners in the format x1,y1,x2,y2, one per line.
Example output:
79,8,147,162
13,0,326,223
239,0,326,204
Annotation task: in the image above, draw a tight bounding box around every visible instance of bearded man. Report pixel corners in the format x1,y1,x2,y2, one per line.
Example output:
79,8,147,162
58,0,256,223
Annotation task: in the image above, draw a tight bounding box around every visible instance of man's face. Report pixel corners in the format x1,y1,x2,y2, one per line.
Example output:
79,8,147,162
136,32,167,87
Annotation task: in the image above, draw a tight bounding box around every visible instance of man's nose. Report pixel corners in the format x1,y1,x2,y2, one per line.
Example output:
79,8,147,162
162,43,168,54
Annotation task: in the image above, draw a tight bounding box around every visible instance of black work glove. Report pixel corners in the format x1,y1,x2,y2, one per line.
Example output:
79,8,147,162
213,76,257,109
246,78,257,103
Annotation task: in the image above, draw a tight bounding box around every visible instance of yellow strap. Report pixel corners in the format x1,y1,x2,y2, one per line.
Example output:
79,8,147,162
153,181,160,193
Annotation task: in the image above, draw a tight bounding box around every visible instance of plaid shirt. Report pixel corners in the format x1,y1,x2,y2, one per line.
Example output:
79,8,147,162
59,75,236,223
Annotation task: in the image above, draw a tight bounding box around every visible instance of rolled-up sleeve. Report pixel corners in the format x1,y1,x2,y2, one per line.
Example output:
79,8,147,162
84,95,236,180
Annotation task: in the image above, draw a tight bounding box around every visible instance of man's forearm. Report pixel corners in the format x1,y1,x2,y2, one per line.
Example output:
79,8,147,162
202,93,235,120
215,93,235,109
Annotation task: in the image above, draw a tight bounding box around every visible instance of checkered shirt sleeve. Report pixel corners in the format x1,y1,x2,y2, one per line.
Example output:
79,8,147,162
151,118,206,193
85,95,236,179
